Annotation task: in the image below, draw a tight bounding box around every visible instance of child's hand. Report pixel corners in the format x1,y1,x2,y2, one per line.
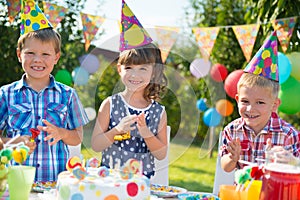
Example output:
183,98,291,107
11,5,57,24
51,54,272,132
115,115,137,134
37,119,63,146
136,113,153,138
19,135,36,155
228,138,241,163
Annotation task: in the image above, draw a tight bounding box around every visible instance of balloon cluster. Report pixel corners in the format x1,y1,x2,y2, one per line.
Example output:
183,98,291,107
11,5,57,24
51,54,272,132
197,98,234,127
190,61,235,127
54,53,100,86
278,52,300,114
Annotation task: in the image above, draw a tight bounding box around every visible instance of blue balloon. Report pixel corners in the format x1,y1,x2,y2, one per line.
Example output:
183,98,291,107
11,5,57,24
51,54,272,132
72,67,89,85
278,52,292,84
203,108,222,127
196,98,208,111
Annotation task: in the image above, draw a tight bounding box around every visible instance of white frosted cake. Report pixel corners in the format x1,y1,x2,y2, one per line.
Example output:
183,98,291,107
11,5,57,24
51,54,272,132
56,157,150,200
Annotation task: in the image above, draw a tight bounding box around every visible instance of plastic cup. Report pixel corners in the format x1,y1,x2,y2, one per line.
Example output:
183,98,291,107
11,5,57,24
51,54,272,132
7,166,36,200
219,181,262,200
219,185,241,200
0,168,8,197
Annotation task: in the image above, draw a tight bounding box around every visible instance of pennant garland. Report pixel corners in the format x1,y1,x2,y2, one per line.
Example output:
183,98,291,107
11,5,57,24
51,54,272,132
5,1,298,55
43,2,68,29
155,26,180,63
244,31,278,82
81,13,105,51
6,0,21,23
192,27,220,60
272,17,297,53
120,0,153,51
232,24,260,62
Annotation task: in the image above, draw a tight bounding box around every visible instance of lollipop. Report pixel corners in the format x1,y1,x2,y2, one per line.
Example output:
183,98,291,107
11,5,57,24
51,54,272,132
87,157,100,168
12,145,30,164
127,158,140,174
66,156,82,172
120,165,133,180
72,166,88,180
30,128,40,142
98,166,110,177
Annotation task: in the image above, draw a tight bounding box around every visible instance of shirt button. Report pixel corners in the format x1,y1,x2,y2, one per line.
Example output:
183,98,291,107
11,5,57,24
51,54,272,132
37,139,40,143
36,163,40,168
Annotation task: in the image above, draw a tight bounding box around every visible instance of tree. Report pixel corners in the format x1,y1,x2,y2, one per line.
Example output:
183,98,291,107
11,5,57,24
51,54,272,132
0,0,88,86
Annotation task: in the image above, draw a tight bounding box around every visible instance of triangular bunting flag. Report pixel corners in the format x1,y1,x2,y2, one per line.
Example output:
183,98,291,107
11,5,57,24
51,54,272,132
155,26,180,63
272,17,297,53
232,24,260,62
120,0,153,51
192,27,220,60
6,0,21,23
244,31,278,82
81,13,105,51
43,2,68,29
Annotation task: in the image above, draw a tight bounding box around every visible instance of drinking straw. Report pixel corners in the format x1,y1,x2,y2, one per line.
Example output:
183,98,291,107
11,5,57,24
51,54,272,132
3,134,20,149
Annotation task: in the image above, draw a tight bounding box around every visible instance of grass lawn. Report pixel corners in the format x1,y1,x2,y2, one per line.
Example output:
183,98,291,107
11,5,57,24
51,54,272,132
81,135,218,193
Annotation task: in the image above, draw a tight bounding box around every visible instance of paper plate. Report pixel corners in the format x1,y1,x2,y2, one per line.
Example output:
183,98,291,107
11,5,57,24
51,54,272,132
178,192,220,200
150,184,187,198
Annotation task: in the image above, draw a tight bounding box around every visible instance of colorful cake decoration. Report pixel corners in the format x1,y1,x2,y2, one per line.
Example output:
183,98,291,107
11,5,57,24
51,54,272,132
20,0,53,35
244,30,279,82
119,0,153,51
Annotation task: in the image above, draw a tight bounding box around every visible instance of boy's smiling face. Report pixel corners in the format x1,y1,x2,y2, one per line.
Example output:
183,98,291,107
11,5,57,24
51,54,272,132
17,37,60,82
235,85,280,134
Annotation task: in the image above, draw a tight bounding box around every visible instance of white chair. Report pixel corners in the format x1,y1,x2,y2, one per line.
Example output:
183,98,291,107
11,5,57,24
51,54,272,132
212,131,235,196
150,126,171,186
68,144,81,158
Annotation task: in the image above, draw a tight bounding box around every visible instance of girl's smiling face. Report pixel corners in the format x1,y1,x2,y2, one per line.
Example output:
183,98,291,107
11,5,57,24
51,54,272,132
235,85,280,134
118,64,153,92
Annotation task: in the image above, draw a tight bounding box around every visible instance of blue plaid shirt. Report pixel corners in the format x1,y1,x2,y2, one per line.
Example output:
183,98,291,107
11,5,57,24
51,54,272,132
0,74,89,182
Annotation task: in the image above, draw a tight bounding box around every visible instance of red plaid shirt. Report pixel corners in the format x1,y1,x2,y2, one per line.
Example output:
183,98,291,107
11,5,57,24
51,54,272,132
221,112,300,167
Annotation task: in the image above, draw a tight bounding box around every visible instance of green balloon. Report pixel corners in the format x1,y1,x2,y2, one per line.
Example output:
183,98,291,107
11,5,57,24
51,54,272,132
287,52,300,80
278,76,300,114
54,69,72,86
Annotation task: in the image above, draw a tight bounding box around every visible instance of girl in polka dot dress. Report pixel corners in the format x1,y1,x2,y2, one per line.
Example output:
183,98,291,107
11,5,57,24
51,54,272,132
91,43,168,178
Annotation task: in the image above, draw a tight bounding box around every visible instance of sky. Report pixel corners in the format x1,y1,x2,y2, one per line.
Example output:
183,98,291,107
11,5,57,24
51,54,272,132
81,0,192,51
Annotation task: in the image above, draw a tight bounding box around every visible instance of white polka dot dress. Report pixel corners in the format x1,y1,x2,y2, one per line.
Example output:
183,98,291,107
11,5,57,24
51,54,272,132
101,93,165,178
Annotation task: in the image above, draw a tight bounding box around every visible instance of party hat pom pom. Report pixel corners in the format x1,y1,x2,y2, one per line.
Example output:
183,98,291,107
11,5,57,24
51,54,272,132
0,148,13,164
12,145,29,164
235,168,251,185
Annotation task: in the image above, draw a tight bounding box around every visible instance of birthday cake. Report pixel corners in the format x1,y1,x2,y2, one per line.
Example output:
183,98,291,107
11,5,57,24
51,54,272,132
56,157,150,200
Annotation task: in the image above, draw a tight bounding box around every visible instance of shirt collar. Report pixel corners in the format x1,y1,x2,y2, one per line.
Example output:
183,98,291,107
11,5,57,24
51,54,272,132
14,74,61,93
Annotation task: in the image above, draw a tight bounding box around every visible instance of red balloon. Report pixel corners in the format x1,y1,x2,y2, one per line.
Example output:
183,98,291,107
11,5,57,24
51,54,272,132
224,70,244,99
210,63,228,82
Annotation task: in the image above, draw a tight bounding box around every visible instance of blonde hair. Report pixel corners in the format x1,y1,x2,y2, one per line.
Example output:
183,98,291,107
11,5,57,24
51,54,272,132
118,43,167,101
17,28,61,53
237,73,279,98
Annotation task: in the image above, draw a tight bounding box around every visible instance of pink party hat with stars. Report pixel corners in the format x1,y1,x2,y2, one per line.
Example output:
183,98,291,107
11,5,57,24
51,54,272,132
119,0,153,51
244,31,278,82
20,0,53,35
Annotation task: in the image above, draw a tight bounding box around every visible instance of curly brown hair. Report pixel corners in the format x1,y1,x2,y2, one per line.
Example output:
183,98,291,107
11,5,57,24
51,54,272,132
118,43,168,101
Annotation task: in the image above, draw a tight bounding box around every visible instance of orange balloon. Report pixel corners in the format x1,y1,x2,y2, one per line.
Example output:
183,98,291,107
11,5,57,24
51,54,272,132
216,99,234,116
